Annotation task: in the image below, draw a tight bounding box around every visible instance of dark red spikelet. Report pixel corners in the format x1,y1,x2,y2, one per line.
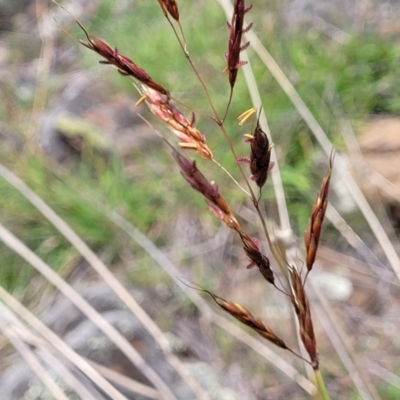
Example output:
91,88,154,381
77,20,169,95
304,155,333,272
158,0,179,21
172,151,240,230
238,230,274,284
290,268,318,368
249,118,272,188
224,0,253,88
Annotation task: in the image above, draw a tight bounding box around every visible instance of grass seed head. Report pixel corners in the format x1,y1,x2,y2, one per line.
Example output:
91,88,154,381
304,156,333,271
158,0,180,21
224,0,253,88
237,116,273,188
248,118,273,188
75,19,169,95
290,268,318,368
173,151,239,229
238,230,274,284
142,86,213,160
204,290,288,349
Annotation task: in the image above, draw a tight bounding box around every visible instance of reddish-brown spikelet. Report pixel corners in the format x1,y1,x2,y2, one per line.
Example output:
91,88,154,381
158,0,179,21
290,268,318,368
247,117,273,188
238,230,274,284
224,0,253,88
173,151,240,230
203,290,288,349
304,156,333,271
76,21,169,96
141,86,213,160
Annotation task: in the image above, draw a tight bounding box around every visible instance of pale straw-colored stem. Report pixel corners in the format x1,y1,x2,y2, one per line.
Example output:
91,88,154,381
0,163,210,400
85,360,161,400
3,314,103,400
0,285,129,400
310,280,382,400
0,223,177,400
0,304,70,400
37,350,105,400
26,3,54,143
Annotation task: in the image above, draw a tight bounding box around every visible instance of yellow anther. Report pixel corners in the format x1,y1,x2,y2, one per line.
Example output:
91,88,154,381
238,107,256,126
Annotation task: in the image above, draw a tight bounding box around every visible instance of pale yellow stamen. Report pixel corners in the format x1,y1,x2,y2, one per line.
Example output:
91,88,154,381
238,107,256,126
135,94,147,106
179,142,197,150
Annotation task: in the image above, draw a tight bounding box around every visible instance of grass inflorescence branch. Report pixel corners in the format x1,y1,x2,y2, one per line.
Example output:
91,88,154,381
58,0,333,397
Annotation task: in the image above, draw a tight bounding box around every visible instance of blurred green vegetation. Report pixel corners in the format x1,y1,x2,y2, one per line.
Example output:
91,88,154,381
2,0,400,293
377,383,400,400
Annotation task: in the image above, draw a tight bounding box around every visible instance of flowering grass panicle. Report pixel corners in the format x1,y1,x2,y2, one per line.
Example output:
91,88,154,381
63,0,335,397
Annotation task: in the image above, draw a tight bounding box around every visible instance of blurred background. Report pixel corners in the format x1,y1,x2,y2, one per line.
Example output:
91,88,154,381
1,0,400,399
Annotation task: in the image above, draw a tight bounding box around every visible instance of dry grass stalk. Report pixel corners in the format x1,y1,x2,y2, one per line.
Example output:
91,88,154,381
0,222,179,400
0,305,72,400
304,156,333,273
2,159,214,399
0,283,129,400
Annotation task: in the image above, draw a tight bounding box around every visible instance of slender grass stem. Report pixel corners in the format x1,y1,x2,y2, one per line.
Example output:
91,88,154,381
212,158,250,196
221,87,234,122
314,369,331,400
166,17,221,121
164,8,260,204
